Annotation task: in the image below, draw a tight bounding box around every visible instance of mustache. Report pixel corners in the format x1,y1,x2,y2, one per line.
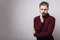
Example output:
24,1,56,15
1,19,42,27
42,12,47,15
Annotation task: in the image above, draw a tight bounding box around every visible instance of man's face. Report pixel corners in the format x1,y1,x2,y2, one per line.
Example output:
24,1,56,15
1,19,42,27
39,5,48,17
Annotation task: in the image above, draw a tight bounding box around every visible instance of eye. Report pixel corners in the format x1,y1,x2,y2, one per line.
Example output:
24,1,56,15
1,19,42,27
41,9,43,10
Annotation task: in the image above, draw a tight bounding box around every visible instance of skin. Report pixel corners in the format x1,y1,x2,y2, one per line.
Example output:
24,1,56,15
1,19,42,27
33,5,49,34
39,5,49,23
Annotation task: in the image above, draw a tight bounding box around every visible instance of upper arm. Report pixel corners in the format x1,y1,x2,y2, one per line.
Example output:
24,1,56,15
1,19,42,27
47,17,55,35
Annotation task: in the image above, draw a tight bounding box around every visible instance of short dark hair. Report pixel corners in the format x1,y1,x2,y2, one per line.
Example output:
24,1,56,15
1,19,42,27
39,1,49,8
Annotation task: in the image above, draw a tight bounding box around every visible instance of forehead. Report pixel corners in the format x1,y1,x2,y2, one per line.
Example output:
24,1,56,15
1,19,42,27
40,5,48,9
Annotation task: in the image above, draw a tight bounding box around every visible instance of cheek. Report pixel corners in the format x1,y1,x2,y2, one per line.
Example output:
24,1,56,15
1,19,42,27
40,10,43,13
45,10,48,13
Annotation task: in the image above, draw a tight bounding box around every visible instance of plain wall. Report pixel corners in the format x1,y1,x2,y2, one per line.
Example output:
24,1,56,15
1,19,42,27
0,0,60,40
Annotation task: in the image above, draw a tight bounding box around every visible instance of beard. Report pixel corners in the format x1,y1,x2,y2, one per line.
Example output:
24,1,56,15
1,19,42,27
42,12,48,18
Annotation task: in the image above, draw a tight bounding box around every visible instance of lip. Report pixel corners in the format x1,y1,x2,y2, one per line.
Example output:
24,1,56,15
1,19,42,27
43,13,46,15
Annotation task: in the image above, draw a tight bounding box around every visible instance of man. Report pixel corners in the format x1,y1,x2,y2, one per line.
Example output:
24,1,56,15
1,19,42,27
33,1,55,40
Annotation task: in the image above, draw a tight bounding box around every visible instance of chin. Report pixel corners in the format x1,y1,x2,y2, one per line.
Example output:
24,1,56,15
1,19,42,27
42,14,47,17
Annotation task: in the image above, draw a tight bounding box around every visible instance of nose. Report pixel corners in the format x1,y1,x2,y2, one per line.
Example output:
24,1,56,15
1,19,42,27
42,9,45,12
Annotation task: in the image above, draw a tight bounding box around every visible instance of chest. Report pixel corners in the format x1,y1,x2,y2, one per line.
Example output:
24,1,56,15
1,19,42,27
40,18,50,32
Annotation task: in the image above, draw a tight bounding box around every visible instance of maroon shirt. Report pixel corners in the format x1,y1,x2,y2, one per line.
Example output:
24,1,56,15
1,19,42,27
34,14,55,38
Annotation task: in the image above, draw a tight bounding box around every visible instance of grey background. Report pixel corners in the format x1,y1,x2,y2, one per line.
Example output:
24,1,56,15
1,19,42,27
0,0,59,40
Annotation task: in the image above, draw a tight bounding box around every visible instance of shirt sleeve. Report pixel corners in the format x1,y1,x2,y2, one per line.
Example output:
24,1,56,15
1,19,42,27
34,18,55,37
34,17,42,33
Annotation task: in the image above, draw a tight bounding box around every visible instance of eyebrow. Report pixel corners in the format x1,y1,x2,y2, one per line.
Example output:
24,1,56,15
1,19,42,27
41,9,47,10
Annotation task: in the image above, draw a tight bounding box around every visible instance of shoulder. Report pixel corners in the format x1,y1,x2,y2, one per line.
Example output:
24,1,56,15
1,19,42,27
34,16,40,20
48,15,55,21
